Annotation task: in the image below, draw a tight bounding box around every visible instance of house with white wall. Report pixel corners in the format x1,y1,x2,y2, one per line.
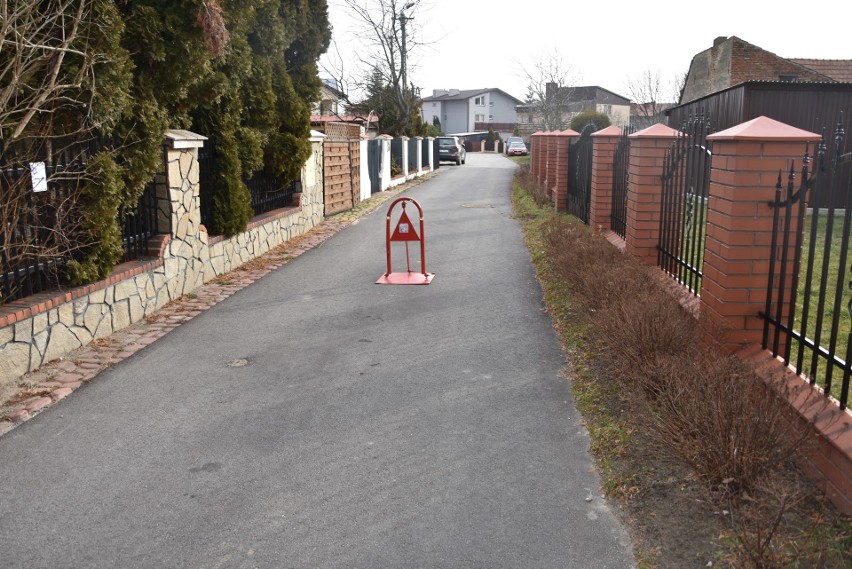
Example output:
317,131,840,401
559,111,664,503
421,88,523,139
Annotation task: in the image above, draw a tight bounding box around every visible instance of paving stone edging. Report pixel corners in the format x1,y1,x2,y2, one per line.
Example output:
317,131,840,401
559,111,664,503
0,175,433,437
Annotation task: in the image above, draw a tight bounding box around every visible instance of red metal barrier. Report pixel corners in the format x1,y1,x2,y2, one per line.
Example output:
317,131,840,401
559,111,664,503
376,197,435,285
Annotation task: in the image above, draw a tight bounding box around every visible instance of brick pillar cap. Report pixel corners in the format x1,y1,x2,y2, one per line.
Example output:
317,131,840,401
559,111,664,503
629,123,680,138
557,128,580,136
592,125,622,137
707,115,821,141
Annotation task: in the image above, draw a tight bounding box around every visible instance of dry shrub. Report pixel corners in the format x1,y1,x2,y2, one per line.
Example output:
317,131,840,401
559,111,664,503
196,0,230,57
541,216,645,311
726,472,852,568
537,209,809,493
515,164,550,207
633,352,810,491
594,276,700,375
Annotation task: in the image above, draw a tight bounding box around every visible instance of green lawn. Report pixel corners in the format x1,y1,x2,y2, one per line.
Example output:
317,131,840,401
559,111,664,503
789,210,851,403
663,201,849,403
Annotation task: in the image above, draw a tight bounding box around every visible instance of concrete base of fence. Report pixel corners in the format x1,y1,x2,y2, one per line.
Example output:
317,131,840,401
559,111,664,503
0,131,325,388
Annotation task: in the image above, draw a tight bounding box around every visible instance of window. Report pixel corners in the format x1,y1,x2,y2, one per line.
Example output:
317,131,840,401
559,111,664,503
475,114,486,122
432,102,437,107
475,96,485,106
488,115,493,121
779,74,797,82
489,101,494,106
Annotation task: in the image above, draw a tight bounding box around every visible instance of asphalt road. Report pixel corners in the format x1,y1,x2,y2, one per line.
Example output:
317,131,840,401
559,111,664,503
0,153,634,568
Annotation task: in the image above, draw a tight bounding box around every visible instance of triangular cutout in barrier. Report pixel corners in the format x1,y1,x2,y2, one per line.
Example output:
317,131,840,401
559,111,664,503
390,209,420,242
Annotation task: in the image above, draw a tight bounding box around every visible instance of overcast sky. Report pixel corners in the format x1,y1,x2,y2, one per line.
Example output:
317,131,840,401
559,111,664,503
323,0,852,104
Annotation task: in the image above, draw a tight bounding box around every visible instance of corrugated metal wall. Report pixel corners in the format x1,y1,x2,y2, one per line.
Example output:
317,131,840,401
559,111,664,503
667,82,852,208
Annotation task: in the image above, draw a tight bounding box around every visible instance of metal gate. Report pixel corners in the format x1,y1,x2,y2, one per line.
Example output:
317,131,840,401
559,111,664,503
367,139,383,193
658,115,713,295
567,124,595,224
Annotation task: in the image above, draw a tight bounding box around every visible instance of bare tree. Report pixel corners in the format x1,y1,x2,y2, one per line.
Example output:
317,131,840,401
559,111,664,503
623,68,684,129
0,0,116,141
519,49,579,131
335,0,425,134
0,0,125,302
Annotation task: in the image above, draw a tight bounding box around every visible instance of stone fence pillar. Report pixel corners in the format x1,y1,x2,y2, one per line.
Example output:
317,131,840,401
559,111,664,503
589,126,622,232
701,116,821,351
625,124,680,264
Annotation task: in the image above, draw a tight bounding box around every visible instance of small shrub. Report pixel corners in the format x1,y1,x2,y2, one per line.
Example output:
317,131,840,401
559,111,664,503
570,110,611,132
391,156,402,177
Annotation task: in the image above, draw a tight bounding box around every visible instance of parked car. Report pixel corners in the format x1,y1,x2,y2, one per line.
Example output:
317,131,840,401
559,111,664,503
505,136,523,153
437,136,466,165
507,141,528,156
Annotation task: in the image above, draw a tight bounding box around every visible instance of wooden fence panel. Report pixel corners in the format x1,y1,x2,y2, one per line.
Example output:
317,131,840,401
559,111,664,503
323,140,361,216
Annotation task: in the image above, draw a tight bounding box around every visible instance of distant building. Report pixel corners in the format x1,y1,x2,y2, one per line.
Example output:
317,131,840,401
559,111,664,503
313,80,346,117
680,36,851,104
630,101,676,130
515,84,631,136
420,88,523,140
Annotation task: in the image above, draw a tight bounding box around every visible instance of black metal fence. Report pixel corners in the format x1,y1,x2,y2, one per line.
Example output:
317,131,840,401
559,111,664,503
120,181,160,263
198,137,297,233
762,118,852,410
658,115,713,295
567,124,595,224
407,138,418,171
432,139,440,169
0,138,160,306
390,138,403,176
421,138,431,169
611,126,634,239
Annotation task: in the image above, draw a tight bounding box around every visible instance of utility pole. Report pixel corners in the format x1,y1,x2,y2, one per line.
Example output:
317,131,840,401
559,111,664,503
398,2,414,96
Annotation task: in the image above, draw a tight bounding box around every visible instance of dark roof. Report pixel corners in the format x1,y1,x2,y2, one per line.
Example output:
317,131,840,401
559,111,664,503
791,59,852,82
422,88,524,104
515,85,631,110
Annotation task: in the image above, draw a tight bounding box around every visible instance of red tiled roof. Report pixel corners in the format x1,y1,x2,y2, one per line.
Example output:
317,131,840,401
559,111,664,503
310,115,365,123
790,59,852,83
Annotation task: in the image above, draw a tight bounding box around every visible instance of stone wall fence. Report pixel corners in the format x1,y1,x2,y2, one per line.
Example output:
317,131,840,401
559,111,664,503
0,130,325,387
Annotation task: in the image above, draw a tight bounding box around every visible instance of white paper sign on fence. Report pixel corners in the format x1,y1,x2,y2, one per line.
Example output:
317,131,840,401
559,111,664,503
30,162,47,193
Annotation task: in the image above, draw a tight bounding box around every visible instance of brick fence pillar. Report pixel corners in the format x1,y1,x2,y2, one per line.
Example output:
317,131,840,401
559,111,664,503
530,132,543,185
625,124,680,264
701,116,821,351
544,132,557,202
554,129,578,212
589,125,622,231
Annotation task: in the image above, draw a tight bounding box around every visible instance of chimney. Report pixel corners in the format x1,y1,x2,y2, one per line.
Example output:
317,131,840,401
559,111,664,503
545,82,558,101
433,89,449,96
713,36,727,47
448,89,460,96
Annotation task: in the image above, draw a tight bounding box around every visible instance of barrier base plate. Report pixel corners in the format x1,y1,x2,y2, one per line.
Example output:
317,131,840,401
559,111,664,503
376,272,435,285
